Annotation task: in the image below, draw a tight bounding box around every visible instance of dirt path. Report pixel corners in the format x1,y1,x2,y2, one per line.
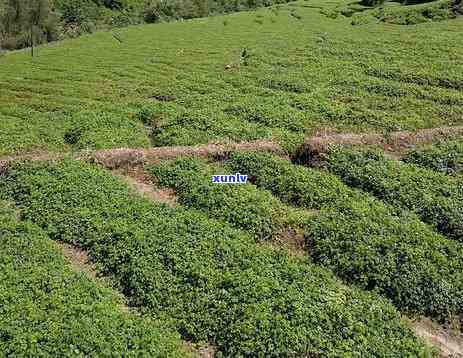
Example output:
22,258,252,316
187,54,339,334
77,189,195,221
1,126,461,169
114,166,179,207
297,126,463,162
0,140,284,171
411,318,463,357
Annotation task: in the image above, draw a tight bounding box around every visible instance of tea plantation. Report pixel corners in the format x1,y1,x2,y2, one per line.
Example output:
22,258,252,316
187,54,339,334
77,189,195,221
0,201,187,357
0,0,462,155
151,153,463,321
404,138,463,175
0,160,436,356
1,0,463,355
321,146,463,241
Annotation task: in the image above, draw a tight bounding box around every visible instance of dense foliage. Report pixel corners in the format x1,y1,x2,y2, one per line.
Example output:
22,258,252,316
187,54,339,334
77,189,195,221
0,1,462,155
0,160,434,357
0,0,59,50
150,158,308,241
322,147,463,241
227,151,356,210
404,139,463,175
346,0,462,25
227,152,463,321
0,201,187,357
1,0,294,49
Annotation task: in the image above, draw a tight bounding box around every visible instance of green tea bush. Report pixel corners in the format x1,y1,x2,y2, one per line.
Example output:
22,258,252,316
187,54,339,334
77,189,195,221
0,160,433,357
305,201,463,321
322,147,463,241
150,157,298,240
0,201,186,357
227,152,355,210
228,152,463,320
404,139,463,175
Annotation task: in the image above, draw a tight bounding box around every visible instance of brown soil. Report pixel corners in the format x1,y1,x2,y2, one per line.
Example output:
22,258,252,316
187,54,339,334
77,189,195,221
411,317,463,357
87,140,285,170
57,241,97,279
297,126,463,163
273,229,307,257
115,168,179,207
184,343,216,358
0,140,284,171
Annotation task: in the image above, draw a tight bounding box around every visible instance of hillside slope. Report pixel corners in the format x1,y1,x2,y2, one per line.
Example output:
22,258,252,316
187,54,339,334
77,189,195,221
0,0,462,156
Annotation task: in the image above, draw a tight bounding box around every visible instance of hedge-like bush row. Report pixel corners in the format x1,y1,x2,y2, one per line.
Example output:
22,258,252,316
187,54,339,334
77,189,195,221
227,151,357,210
0,201,186,357
227,152,463,320
404,139,463,175
0,160,433,357
321,147,463,242
150,158,310,241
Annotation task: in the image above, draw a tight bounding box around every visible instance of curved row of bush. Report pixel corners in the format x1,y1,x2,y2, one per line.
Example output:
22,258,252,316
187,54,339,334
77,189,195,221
321,147,463,242
0,160,433,357
404,139,463,175
227,152,463,321
0,201,186,357
150,158,310,241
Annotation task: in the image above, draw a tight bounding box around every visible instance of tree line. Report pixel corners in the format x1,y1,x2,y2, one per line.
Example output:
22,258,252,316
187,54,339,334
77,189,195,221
0,0,293,51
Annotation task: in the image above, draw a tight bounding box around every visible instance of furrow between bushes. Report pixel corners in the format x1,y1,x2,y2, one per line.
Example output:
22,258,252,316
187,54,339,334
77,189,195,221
319,146,463,242
225,152,463,322
0,201,187,357
0,159,434,357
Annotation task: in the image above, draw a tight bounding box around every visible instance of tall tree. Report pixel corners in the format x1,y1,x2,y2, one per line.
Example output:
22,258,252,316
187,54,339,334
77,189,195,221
28,0,50,56
1,0,53,53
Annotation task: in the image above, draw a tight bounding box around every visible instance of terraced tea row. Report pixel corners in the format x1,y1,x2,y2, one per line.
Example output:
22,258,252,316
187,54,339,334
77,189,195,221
404,138,463,175
320,147,463,242
1,0,462,155
0,201,186,357
151,153,463,321
0,160,433,356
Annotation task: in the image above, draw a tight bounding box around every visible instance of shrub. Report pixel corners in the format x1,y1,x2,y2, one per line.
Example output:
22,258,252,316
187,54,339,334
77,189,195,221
0,160,433,357
150,158,299,240
321,147,463,241
227,152,463,320
0,201,186,357
227,151,355,210
404,139,463,175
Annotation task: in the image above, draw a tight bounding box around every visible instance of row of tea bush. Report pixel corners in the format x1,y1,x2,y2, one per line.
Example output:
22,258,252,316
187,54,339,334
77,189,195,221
0,160,432,357
0,200,186,357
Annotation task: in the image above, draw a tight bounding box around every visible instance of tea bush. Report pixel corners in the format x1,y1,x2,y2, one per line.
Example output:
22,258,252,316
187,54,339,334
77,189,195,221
0,160,433,357
1,1,463,155
227,152,463,320
150,157,303,240
0,201,186,357
227,151,356,210
404,139,463,175
322,147,463,241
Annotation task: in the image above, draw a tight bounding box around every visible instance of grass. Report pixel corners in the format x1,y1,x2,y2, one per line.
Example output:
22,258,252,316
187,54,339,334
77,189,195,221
0,159,435,357
0,0,462,155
